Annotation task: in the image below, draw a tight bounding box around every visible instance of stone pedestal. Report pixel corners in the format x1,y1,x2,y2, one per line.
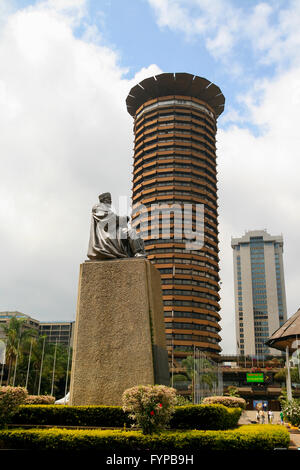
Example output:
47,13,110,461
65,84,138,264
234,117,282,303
69,258,169,406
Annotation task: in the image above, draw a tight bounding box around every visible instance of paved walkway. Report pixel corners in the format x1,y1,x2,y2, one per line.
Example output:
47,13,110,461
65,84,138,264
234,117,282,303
239,410,300,450
239,410,282,425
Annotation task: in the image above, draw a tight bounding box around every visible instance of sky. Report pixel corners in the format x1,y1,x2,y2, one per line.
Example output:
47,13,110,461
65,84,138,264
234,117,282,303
0,0,299,354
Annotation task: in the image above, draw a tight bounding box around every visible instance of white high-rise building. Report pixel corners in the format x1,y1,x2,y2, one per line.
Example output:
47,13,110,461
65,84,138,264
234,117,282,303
231,230,287,357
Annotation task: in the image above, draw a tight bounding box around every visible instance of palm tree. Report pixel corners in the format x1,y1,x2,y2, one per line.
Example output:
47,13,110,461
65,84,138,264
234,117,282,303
0,316,37,385
181,355,217,403
181,355,196,402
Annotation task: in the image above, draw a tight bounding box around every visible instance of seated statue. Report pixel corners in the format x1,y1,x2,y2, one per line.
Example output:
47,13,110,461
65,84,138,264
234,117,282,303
87,192,146,260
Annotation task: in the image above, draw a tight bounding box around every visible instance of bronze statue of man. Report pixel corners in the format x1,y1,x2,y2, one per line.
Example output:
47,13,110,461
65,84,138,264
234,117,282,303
87,192,146,260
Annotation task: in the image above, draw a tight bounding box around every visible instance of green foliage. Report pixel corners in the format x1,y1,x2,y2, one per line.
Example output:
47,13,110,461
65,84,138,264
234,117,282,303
282,399,300,426
279,388,288,404
175,395,192,406
13,403,241,430
181,355,195,381
169,404,242,430
0,425,289,451
225,386,240,397
0,386,28,427
0,317,72,397
0,317,37,385
181,355,218,403
172,374,187,382
274,369,286,383
274,367,300,384
16,338,71,397
122,385,177,434
13,405,133,427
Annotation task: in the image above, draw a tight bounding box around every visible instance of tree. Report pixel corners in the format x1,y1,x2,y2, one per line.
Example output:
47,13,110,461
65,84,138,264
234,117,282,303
16,337,72,397
181,355,217,403
274,367,300,384
0,317,37,385
225,386,240,397
0,319,72,397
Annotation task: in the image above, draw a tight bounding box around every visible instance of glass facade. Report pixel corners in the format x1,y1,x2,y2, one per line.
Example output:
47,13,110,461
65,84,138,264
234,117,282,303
232,231,287,358
249,237,269,355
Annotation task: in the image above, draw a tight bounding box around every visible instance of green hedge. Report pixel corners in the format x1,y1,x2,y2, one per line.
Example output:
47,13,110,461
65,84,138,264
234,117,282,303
0,425,289,451
13,405,132,427
170,405,242,430
13,404,241,430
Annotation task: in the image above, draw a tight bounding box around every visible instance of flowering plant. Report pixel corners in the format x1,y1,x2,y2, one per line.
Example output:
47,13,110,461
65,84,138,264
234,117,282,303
202,395,246,409
282,399,300,427
122,385,177,434
25,395,55,405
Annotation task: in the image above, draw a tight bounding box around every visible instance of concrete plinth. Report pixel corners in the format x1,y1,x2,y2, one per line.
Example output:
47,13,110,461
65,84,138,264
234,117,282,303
69,258,169,406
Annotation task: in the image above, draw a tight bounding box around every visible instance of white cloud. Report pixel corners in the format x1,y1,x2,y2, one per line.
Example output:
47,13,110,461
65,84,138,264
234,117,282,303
0,0,160,321
206,26,235,57
148,0,300,70
148,0,300,353
148,0,241,59
2,0,299,359
131,63,162,84
148,0,192,33
218,66,300,352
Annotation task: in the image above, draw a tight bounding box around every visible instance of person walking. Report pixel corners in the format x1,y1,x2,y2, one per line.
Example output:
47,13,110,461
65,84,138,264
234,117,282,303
268,410,274,424
259,409,265,424
263,402,267,412
280,411,284,425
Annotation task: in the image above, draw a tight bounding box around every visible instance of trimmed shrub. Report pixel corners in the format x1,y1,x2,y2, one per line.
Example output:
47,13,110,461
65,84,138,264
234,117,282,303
202,396,246,410
0,425,290,452
13,404,241,430
122,385,177,434
0,386,28,427
170,404,242,430
13,405,133,427
25,395,55,405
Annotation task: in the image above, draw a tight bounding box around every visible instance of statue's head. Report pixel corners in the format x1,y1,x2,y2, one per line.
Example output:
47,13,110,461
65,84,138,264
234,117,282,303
98,192,112,205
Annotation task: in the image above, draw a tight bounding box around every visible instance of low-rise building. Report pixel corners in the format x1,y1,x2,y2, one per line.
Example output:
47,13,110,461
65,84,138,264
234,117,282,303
0,311,74,347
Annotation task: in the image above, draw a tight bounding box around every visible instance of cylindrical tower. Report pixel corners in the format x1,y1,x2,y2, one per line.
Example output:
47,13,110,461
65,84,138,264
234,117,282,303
126,73,225,363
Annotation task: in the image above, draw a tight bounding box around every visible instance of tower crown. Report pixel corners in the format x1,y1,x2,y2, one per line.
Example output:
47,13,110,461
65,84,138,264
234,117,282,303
126,72,225,118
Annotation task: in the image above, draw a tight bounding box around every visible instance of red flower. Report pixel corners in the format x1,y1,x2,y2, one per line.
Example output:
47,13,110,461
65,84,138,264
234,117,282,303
158,403,162,407
150,411,155,415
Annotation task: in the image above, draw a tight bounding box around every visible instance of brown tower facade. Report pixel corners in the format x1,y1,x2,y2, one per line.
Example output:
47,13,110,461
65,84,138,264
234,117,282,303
126,73,225,363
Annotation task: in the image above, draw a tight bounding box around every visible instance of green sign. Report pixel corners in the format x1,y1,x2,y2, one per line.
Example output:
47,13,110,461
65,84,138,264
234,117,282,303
246,373,264,383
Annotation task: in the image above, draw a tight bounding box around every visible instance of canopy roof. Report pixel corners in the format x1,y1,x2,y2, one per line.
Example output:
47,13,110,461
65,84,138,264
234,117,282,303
126,72,225,118
265,308,300,352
